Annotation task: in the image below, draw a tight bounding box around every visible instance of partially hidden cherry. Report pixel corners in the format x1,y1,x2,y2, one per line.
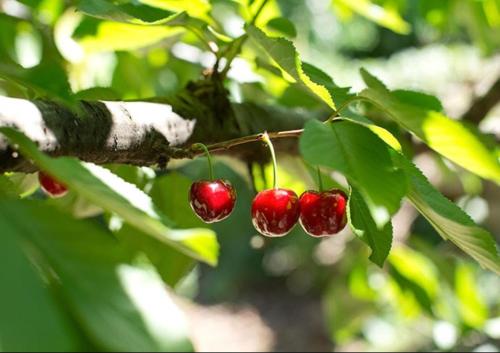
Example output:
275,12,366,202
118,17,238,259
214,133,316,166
251,188,300,237
189,179,236,223
299,189,348,237
38,171,68,198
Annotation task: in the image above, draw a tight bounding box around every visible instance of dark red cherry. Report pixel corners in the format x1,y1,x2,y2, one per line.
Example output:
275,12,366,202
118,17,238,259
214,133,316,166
189,179,236,223
38,171,68,198
298,189,347,237
251,188,300,237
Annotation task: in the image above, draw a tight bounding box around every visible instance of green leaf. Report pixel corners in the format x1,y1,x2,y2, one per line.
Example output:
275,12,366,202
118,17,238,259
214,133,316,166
300,120,407,227
0,128,219,266
359,67,388,92
74,87,121,100
392,89,443,112
0,174,18,198
332,0,411,34
388,246,440,314
0,62,73,103
455,263,488,327
266,17,297,38
348,187,393,267
0,199,193,352
115,224,195,287
0,208,80,351
247,25,337,110
360,69,500,184
74,18,184,53
117,172,206,286
151,172,206,229
6,172,39,197
398,154,500,274
77,0,177,23
302,62,354,107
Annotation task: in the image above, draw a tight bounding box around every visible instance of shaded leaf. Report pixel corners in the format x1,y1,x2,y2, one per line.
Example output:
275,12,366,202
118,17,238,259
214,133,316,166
300,120,407,227
0,199,193,352
0,207,81,351
348,187,393,267
0,128,219,266
0,62,73,103
398,154,500,274
266,17,297,38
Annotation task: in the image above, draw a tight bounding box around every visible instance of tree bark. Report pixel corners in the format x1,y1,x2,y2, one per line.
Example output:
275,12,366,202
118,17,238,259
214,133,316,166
0,80,318,173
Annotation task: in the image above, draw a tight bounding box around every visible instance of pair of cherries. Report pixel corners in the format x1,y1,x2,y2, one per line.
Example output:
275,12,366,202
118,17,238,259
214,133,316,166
189,137,348,238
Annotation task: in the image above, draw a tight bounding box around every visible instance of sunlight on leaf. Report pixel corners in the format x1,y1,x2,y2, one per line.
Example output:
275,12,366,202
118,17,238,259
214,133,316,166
360,69,500,184
332,0,411,34
248,25,336,110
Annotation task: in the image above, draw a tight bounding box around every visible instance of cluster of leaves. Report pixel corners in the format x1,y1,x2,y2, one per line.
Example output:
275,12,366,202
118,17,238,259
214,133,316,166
245,24,499,273
0,0,499,351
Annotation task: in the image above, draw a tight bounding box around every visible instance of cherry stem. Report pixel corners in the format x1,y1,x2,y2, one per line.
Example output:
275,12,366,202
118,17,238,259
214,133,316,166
193,143,214,180
316,166,324,192
261,132,278,189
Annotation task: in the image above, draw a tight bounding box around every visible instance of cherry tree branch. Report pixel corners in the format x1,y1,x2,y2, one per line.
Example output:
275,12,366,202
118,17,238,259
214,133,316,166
0,92,321,173
462,76,500,124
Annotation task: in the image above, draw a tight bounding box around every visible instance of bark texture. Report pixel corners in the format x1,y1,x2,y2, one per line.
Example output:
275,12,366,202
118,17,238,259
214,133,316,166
0,79,317,172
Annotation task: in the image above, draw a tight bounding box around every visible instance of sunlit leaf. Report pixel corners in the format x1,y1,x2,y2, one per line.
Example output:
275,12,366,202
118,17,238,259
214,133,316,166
77,21,183,52
455,263,488,327
389,246,440,313
77,0,177,23
360,69,500,184
332,0,411,34
248,25,337,110
348,187,393,267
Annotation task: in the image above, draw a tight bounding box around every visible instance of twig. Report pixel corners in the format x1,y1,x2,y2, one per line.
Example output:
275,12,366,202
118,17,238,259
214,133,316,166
462,76,500,125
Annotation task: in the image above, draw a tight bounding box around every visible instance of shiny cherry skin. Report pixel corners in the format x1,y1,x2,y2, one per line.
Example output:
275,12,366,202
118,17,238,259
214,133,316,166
38,171,68,198
189,179,236,223
299,189,348,237
251,188,300,237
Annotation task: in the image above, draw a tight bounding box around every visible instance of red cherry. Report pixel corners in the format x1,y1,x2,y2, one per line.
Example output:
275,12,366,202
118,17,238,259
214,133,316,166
251,188,300,237
189,179,236,223
298,189,347,237
38,171,68,198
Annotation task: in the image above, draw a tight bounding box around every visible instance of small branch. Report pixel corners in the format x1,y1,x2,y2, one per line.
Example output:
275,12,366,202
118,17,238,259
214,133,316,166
462,76,500,124
0,94,319,172
219,0,269,78
193,129,304,155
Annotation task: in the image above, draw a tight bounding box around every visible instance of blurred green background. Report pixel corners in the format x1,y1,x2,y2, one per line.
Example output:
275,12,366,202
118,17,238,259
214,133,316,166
1,0,499,351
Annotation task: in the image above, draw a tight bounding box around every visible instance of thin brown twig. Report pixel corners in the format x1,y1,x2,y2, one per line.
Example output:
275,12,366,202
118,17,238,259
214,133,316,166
190,129,304,157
